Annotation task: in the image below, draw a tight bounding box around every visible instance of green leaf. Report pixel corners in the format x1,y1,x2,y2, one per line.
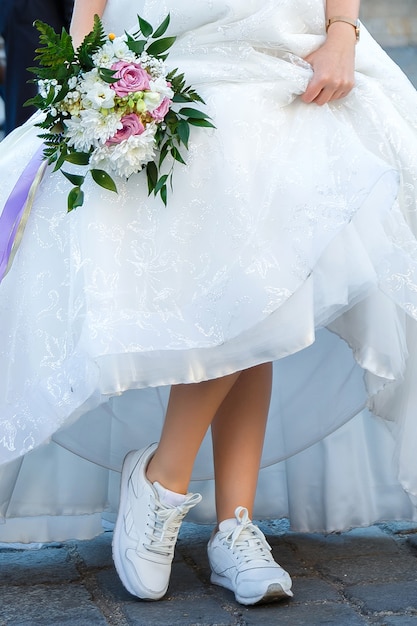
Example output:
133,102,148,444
54,148,68,171
146,37,176,57
45,87,56,107
24,93,45,108
171,147,186,165
154,174,168,195
146,161,158,194
152,14,171,39
172,94,190,103
188,118,216,128
179,107,211,120
99,67,118,83
160,184,167,206
126,38,146,55
91,169,118,193
33,20,75,69
62,171,85,187
65,152,91,165
67,186,84,212
176,120,190,147
76,14,106,70
164,110,178,127
138,16,153,38
158,143,169,167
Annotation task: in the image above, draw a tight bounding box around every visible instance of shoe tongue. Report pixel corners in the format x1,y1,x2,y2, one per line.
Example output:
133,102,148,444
218,517,239,533
153,481,188,507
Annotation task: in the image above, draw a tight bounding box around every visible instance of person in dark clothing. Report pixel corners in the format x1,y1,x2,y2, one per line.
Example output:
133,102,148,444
0,0,74,135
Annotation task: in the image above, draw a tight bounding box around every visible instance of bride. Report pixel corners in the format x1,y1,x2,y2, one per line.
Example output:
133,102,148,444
1,0,417,605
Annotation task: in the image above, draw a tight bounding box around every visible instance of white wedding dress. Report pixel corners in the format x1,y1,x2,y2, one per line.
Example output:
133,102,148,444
1,0,417,542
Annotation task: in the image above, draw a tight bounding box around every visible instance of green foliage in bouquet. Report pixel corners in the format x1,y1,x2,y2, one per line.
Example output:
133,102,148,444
26,14,215,211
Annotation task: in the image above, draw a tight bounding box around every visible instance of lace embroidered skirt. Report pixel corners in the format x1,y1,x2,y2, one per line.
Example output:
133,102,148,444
1,0,417,541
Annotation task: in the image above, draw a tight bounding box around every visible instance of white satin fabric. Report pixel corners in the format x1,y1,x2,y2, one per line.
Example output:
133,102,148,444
1,0,417,541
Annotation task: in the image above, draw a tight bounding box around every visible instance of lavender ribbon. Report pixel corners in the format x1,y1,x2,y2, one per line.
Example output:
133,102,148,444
0,146,45,282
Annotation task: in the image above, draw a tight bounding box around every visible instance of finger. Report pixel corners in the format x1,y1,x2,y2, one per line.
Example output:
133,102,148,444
328,87,353,102
311,87,339,106
301,81,324,103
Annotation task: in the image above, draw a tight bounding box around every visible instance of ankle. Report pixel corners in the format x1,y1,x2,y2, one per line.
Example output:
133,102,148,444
146,457,188,495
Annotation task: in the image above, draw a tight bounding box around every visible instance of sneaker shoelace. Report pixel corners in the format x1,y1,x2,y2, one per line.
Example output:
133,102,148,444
145,492,201,557
223,506,274,565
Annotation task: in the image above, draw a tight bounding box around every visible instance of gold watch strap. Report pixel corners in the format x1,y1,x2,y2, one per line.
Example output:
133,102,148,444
326,16,360,41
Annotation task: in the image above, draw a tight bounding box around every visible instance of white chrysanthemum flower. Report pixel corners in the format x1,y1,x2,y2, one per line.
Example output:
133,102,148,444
65,109,122,151
90,124,157,178
92,41,116,68
82,80,116,110
92,37,136,68
68,76,78,90
64,116,93,152
78,69,100,95
111,36,136,61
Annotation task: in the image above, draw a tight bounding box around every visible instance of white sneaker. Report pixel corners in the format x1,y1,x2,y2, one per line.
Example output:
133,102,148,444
112,443,202,599
207,506,293,605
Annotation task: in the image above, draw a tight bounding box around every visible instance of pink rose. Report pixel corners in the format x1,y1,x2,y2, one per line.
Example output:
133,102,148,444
151,97,171,122
107,113,145,144
110,61,150,96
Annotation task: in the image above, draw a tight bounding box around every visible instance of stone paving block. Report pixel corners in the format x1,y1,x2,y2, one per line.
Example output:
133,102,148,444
406,535,417,554
1,584,107,625
96,561,237,625
267,540,311,577
346,581,417,613
286,528,399,564
95,558,208,603
72,530,114,569
317,553,417,585
242,601,367,626
291,576,341,602
377,521,417,536
178,522,213,545
372,617,417,626
178,545,213,582
95,567,133,602
258,518,292,535
0,545,79,585
164,560,210,598
122,596,235,626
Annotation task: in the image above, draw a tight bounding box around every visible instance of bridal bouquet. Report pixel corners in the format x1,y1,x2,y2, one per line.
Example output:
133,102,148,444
27,14,214,210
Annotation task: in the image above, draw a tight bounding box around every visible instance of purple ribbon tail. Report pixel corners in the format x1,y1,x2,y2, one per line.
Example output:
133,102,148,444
0,146,45,282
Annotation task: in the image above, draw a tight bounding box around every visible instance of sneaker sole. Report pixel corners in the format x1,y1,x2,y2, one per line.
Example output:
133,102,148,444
112,446,162,599
211,572,293,606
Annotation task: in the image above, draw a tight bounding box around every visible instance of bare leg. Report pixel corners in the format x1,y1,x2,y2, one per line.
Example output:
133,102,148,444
211,362,272,522
146,372,241,493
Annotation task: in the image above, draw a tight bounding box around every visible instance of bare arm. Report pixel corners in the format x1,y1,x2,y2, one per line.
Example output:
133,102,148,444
70,0,107,48
302,0,360,105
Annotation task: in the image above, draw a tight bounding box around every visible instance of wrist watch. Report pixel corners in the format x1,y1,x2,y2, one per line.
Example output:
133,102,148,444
326,16,361,41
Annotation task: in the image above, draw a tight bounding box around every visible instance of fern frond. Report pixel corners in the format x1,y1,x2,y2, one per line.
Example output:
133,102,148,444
33,21,75,69
76,14,107,70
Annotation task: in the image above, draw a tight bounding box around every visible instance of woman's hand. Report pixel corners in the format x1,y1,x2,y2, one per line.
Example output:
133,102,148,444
301,22,357,106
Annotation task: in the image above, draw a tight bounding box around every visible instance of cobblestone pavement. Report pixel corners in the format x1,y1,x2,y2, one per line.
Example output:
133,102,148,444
1,46,417,626
2,519,417,625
